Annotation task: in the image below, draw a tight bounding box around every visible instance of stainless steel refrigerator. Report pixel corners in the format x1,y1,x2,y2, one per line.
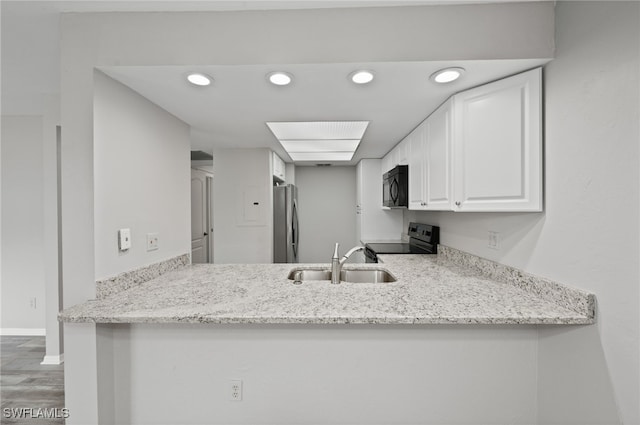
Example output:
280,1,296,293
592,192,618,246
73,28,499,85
273,184,299,263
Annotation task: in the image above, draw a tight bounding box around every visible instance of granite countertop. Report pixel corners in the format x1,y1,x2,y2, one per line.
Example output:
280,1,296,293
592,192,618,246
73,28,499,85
59,252,595,325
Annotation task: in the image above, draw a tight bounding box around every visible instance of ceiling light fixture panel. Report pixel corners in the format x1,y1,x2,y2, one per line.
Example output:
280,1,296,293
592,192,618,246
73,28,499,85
266,121,368,140
279,139,361,153
287,152,355,161
266,121,369,162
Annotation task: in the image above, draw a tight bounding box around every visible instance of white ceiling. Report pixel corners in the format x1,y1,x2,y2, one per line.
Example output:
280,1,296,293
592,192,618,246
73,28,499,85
100,60,547,164
1,0,551,165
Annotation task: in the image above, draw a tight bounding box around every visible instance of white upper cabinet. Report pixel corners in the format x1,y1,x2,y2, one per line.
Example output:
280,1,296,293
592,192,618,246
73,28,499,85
452,68,542,212
408,121,427,209
382,134,411,174
424,98,454,210
408,99,453,210
381,149,394,174
405,67,542,212
272,152,286,183
396,137,410,166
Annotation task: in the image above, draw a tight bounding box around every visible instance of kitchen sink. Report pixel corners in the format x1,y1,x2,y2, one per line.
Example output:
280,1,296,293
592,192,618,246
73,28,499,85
339,269,397,283
287,268,397,284
288,269,332,282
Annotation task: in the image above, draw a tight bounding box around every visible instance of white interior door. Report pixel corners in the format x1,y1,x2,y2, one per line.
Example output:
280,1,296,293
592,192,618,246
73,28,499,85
206,175,214,262
191,169,211,263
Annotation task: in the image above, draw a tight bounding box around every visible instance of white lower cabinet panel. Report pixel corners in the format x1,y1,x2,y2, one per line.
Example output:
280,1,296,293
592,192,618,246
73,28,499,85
106,324,539,425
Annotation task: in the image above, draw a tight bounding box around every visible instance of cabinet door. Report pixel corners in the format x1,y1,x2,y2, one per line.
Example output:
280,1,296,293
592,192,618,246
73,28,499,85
408,123,427,210
272,152,285,182
397,138,410,165
452,68,542,212
424,99,453,210
381,150,393,174
389,146,399,168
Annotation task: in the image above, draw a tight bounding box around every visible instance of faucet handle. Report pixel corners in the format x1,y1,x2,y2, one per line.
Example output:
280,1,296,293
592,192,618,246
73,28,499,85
332,243,340,259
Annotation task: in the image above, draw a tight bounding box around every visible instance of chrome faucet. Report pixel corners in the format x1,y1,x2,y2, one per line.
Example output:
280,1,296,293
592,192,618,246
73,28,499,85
331,243,364,284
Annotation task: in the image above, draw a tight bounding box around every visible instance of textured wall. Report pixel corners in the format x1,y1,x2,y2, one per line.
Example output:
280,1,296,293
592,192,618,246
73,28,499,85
406,2,640,422
93,71,190,280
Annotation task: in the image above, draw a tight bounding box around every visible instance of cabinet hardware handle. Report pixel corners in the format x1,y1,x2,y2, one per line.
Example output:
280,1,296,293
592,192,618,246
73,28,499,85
455,201,461,207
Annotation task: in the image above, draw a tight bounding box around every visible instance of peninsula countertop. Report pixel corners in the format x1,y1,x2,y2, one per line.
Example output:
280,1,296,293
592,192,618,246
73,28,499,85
59,252,595,325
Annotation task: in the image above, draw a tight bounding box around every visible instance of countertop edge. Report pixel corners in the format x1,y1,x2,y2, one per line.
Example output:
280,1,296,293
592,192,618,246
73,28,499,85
59,250,596,326
434,246,596,320
60,316,595,325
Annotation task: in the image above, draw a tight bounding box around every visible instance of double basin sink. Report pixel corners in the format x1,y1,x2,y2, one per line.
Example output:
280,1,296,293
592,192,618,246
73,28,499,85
287,267,396,284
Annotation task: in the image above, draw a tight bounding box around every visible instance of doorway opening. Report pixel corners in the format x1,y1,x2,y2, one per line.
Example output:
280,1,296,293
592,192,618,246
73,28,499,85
191,151,214,263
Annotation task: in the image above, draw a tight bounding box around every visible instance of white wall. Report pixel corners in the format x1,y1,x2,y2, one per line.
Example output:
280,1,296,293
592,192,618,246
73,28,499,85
405,2,640,423
59,2,554,310
42,95,63,360
93,71,190,280
85,324,538,425
538,3,639,423
357,159,403,243
296,167,357,263
1,116,46,331
212,148,272,264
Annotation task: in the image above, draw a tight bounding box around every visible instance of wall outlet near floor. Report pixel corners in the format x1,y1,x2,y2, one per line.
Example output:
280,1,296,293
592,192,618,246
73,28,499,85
488,231,500,250
229,379,243,401
29,297,37,309
146,233,159,251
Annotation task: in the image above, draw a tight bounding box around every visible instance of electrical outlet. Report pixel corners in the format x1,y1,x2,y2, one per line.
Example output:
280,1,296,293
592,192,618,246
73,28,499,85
488,231,500,250
229,379,242,401
146,233,159,251
29,297,37,309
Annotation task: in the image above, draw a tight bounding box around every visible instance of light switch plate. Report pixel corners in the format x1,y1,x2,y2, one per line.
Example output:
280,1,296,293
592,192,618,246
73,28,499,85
118,228,131,251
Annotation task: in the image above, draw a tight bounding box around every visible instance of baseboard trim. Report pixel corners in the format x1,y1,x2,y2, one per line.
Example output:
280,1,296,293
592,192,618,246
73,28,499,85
0,328,46,336
41,354,64,365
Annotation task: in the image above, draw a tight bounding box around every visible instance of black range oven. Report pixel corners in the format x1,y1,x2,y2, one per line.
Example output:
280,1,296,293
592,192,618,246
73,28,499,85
364,223,439,263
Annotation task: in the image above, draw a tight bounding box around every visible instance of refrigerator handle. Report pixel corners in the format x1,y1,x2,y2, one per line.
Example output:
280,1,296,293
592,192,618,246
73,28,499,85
292,199,299,258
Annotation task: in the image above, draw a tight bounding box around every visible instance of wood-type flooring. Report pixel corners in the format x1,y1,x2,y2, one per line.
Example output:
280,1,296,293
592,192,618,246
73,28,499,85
1,336,65,424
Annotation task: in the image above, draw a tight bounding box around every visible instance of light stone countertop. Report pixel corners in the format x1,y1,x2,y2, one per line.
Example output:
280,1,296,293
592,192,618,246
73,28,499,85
59,254,595,325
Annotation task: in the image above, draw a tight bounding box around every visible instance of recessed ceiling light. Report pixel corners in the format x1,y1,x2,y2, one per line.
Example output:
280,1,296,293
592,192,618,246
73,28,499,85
186,73,212,86
268,72,293,86
430,67,465,84
350,70,374,84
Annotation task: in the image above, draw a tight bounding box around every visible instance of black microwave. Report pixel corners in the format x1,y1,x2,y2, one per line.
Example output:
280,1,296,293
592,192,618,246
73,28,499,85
383,165,408,208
